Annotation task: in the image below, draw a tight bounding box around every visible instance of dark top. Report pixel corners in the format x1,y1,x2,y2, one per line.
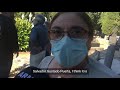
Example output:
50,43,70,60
29,24,49,54
0,14,19,54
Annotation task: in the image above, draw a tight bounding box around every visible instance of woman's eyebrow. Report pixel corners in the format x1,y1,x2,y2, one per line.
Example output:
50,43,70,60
71,26,88,31
51,26,62,30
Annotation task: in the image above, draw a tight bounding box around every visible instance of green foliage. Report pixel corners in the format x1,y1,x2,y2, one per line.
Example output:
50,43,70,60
15,12,57,22
99,12,120,35
15,12,35,21
15,12,25,18
87,12,102,35
15,17,32,51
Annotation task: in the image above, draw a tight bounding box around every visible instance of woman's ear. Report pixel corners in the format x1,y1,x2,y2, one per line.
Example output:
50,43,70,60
86,37,93,50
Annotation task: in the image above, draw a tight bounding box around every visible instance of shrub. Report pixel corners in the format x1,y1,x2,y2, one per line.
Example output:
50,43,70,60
15,18,32,51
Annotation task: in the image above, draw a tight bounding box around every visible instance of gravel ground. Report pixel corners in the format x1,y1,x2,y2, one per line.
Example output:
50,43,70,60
9,52,30,78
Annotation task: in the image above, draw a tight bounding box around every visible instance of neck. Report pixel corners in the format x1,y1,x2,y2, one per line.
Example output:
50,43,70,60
48,56,89,78
49,56,88,70
64,56,88,70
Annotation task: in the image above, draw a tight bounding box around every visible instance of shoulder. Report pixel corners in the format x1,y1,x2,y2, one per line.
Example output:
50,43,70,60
38,24,47,30
32,25,42,32
37,56,54,69
88,58,119,78
32,26,38,30
31,27,38,34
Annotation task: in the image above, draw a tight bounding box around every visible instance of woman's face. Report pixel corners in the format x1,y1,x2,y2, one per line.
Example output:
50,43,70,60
50,13,91,48
51,13,89,33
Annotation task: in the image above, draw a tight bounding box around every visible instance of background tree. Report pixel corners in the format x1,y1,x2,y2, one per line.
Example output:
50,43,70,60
87,12,102,36
13,12,120,51
14,12,32,51
99,12,120,35
15,12,35,21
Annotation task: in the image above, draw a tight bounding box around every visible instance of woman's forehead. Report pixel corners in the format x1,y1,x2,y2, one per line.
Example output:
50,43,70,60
51,13,89,31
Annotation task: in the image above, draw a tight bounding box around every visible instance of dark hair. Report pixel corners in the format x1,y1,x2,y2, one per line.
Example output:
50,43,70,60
35,14,45,24
50,12,94,40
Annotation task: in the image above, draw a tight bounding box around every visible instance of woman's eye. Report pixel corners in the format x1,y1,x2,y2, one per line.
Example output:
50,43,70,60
70,29,81,34
51,29,63,34
75,30,81,33
56,30,61,34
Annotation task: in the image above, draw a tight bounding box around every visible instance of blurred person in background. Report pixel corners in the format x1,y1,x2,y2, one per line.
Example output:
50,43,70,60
29,14,51,67
0,12,19,78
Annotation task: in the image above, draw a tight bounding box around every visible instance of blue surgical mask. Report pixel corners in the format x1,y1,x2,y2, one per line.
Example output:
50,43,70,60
50,36,88,68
